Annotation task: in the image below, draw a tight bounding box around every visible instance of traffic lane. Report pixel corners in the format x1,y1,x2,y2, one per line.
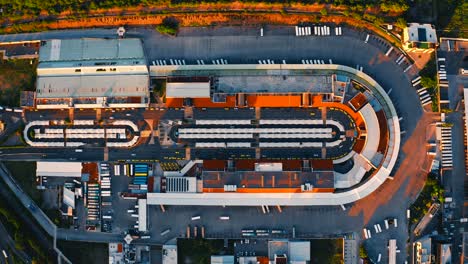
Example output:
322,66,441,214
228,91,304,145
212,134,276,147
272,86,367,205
445,112,467,258
101,108,145,122
0,147,104,161
0,29,118,43
0,146,175,162
74,109,97,120
57,228,122,243
0,113,22,142
363,223,407,264
24,109,69,122
148,204,363,243
0,165,56,258
0,221,31,263
108,146,185,162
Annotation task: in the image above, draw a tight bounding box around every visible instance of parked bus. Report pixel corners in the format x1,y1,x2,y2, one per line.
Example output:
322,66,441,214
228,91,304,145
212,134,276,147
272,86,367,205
161,229,171,236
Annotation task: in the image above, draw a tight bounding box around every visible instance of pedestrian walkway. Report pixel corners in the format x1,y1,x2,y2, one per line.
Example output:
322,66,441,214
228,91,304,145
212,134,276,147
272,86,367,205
440,126,453,168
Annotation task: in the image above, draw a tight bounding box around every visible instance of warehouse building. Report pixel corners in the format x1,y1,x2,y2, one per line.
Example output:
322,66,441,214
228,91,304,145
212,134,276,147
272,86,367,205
35,38,149,109
36,162,83,177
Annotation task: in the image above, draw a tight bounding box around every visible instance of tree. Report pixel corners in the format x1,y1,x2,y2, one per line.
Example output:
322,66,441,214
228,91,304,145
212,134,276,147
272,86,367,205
421,76,437,89
320,8,328,16
359,245,368,259
156,16,180,36
395,17,407,29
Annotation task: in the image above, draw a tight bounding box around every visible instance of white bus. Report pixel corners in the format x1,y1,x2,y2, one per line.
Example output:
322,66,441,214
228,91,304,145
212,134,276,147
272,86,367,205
191,215,201,221
161,229,171,236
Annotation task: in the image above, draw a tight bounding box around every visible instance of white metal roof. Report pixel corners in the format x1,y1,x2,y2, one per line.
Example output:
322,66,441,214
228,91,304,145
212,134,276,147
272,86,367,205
210,256,234,264
464,88,468,158
388,239,397,264
289,241,311,262
39,38,145,63
360,103,380,162
36,162,82,177
63,187,75,209
255,163,283,172
138,199,147,232
162,245,177,264
166,82,210,98
403,23,437,44
36,74,148,99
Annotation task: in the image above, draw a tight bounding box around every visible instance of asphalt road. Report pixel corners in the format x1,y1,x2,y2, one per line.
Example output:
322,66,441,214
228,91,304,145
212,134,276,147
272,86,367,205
436,46,468,260
0,221,31,264
0,164,56,261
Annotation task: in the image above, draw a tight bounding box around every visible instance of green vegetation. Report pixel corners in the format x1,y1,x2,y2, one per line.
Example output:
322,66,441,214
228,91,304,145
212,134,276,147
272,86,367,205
409,173,444,225
156,16,180,36
395,17,407,29
440,122,453,127
320,8,328,16
0,59,37,107
359,245,368,260
0,178,51,263
178,239,228,264
58,241,108,264
153,79,167,98
435,0,467,38
3,161,41,204
310,239,344,264
418,54,439,112
407,0,466,38
0,0,409,16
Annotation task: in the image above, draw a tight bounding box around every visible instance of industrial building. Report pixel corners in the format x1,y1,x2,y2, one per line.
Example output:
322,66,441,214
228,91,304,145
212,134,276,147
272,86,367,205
146,64,400,206
35,38,149,109
36,161,83,177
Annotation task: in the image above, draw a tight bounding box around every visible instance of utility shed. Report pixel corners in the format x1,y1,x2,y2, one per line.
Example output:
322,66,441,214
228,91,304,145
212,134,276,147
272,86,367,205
36,162,82,177
166,82,210,98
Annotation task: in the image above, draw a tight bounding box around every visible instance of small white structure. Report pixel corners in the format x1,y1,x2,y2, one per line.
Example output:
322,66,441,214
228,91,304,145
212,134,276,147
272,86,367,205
63,187,75,209
138,199,147,232
166,82,210,98
402,23,437,50
163,244,178,264
255,162,283,172
108,243,124,264
210,255,235,264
